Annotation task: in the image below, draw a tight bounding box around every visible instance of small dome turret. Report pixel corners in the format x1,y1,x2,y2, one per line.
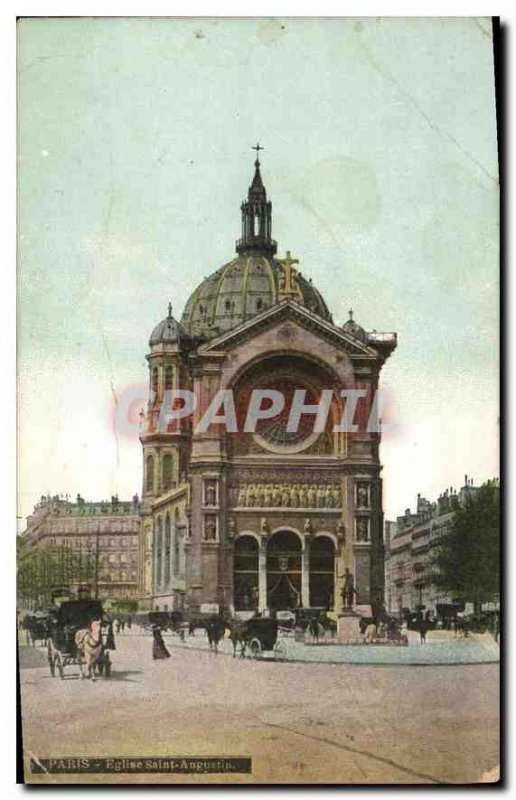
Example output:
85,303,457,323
149,302,186,346
342,308,366,342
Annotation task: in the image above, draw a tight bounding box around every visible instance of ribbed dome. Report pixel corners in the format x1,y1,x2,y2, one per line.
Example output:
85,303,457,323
180,254,332,339
149,306,186,346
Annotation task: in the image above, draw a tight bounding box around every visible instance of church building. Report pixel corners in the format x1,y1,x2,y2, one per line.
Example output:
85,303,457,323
139,150,396,616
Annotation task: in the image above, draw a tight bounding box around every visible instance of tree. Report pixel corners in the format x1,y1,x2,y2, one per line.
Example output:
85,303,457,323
434,481,500,609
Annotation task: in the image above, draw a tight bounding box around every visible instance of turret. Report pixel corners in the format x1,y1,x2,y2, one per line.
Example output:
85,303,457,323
236,144,277,257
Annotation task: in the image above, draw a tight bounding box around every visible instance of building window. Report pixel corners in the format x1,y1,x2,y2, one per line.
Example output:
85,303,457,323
156,516,163,588
173,509,180,575
162,454,174,492
164,514,171,585
152,367,158,396
109,554,116,564
146,454,155,493
165,366,173,390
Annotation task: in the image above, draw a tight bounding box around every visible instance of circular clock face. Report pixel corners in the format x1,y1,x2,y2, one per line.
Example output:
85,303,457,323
252,376,321,454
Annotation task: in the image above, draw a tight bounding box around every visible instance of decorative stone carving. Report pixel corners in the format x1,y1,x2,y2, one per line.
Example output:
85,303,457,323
234,481,342,509
260,517,269,534
228,517,236,540
303,518,313,535
336,520,346,542
204,479,218,506
203,515,217,542
356,481,371,509
356,518,370,542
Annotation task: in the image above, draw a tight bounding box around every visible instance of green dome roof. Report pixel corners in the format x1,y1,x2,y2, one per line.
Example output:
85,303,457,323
180,254,332,339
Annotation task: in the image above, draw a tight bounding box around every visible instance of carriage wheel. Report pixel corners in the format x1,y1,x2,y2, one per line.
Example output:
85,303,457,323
248,639,262,660
103,653,111,678
274,640,287,662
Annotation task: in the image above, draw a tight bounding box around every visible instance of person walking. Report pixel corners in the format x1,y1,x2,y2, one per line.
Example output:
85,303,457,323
152,625,170,659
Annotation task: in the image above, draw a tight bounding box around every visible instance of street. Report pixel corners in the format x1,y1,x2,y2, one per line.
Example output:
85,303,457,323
20,633,499,784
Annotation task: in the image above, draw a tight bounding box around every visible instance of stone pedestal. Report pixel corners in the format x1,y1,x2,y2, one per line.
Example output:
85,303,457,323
337,613,361,643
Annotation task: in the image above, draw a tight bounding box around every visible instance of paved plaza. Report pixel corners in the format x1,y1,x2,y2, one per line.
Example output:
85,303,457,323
161,627,500,666
20,631,499,785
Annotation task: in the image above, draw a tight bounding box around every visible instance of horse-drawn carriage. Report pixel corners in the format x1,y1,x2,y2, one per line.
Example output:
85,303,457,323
230,617,287,661
23,608,57,647
47,600,114,680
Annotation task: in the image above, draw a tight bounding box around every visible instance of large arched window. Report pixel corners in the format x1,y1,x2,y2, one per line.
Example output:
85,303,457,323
155,516,163,588
146,454,154,493
164,513,171,585
173,508,180,576
266,530,302,611
162,454,173,492
234,535,259,611
165,366,173,390
309,536,335,609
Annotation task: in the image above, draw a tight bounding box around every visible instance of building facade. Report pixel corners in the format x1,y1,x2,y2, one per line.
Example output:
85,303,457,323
20,494,141,605
140,154,397,614
386,477,478,614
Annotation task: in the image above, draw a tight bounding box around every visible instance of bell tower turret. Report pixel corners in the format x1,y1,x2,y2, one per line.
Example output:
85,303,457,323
236,143,277,257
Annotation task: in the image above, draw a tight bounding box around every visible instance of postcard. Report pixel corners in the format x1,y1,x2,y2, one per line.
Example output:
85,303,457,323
17,16,500,784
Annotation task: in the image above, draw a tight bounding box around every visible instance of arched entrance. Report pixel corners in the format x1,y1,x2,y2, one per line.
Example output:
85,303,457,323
233,536,259,611
266,530,302,610
309,536,335,609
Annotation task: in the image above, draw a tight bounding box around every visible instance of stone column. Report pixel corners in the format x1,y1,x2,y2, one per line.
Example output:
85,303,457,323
301,538,310,608
258,537,267,611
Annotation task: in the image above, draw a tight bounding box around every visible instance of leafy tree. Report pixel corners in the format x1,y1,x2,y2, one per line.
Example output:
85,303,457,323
434,480,500,609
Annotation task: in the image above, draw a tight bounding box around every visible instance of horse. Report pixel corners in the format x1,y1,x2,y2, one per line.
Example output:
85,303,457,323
228,622,248,658
75,619,104,680
363,622,377,644
454,618,470,638
307,617,325,644
205,616,227,654
24,616,49,647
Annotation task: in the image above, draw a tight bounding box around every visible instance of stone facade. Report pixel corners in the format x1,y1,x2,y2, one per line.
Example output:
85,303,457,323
140,155,397,615
21,494,141,602
386,477,478,614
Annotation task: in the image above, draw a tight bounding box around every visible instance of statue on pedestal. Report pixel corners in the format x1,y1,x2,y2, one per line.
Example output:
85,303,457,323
341,568,358,610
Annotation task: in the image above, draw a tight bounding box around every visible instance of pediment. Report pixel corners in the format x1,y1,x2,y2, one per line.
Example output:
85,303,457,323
198,300,378,359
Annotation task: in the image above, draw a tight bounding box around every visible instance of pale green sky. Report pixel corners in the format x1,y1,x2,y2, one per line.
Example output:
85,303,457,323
18,17,499,524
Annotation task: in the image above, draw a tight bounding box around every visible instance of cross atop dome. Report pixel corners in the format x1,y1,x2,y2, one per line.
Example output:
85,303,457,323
252,142,264,166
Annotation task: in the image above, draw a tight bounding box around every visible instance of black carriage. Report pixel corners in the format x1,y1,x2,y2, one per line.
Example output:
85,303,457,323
23,608,57,647
47,600,113,679
241,617,287,661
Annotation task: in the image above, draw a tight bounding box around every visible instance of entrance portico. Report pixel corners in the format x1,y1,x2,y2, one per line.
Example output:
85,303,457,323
233,528,337,613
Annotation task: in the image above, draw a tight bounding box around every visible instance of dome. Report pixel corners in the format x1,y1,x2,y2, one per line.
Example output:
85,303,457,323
149,303,186,346
180,254,332,339
342,310,366,342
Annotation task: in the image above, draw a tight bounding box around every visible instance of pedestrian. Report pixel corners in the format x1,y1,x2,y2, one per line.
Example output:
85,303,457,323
152,625,170,660
419,619,428,644
105,620,116,651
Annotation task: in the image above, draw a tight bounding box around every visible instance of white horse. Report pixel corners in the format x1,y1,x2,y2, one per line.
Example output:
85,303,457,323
75,619,104,680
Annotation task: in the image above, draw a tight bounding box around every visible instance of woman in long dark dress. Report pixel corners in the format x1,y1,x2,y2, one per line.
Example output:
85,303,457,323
152,626,170,659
